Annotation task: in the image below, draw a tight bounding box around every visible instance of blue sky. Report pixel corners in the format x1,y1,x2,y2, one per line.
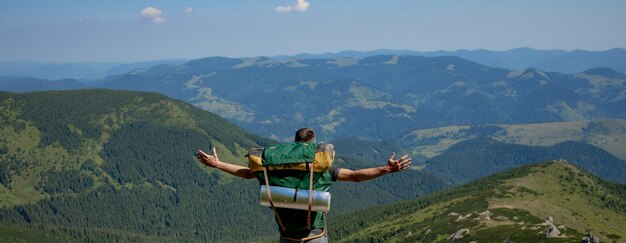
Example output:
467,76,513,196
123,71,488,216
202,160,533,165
1,0,625,62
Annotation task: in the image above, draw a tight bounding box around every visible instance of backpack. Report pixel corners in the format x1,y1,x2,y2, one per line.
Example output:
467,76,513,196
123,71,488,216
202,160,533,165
247,142,335,238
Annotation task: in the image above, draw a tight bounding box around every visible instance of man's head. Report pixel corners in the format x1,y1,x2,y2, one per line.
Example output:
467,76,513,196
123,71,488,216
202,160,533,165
295,128,316,143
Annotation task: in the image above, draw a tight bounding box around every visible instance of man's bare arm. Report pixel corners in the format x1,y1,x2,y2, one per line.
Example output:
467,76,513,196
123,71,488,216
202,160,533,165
196,148,256,180
337,152,411,182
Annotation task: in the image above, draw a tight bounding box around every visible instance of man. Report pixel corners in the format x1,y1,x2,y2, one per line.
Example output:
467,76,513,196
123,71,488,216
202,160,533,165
196,128,412,242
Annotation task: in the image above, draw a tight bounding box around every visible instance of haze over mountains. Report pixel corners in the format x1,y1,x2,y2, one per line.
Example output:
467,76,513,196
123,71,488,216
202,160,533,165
275,47,626,74
0,59,189,80
1,48,625,80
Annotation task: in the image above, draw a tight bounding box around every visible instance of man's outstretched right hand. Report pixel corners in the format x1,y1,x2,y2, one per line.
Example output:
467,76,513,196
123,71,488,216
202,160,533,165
197,147,220,168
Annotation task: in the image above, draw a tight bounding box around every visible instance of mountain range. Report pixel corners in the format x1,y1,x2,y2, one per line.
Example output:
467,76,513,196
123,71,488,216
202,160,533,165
3,48,623,80
274,48,626,74
96,55,626,141
3,54,624,141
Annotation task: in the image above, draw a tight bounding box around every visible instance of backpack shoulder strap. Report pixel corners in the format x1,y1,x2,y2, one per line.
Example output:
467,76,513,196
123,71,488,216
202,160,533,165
262,166,286,232
306,162,313,230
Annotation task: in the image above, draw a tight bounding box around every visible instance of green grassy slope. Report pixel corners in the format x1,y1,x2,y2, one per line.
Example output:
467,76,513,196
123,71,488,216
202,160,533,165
330,160,626,242
401,120,626,161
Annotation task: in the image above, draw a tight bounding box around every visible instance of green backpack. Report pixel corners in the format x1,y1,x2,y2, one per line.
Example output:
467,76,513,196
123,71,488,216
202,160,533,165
247,142,335,238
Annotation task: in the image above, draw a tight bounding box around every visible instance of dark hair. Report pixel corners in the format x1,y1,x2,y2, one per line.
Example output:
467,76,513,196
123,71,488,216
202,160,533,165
295,128,315,142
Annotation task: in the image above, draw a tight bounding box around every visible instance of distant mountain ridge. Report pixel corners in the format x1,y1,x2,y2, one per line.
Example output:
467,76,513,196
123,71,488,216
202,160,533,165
2,55,625,141
2,47,624,79
275,47,626,74
0,59,189,80
0,77,85,92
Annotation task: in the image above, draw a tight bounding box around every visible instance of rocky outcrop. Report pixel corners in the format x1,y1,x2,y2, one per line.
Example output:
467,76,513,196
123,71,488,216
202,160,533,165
544,216,566,238
581,232,600,243
478,210,492,221
455,213,472,222
448,228,470,240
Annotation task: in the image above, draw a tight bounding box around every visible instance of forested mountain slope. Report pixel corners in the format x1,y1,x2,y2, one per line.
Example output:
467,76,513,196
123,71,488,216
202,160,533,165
0,90,274,241
0,90,446,242
423,137,626,185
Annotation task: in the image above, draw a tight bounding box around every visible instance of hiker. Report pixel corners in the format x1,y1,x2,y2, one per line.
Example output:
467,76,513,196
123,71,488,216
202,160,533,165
196,128,412,242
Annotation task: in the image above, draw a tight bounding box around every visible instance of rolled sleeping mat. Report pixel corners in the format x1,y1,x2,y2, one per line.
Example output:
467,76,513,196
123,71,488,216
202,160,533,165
260,185,331,213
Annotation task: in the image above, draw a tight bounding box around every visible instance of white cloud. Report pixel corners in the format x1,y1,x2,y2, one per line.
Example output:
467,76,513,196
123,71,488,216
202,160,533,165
140,6,167,24
140,7,161,19
274,0,310,14
184,7,193,14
